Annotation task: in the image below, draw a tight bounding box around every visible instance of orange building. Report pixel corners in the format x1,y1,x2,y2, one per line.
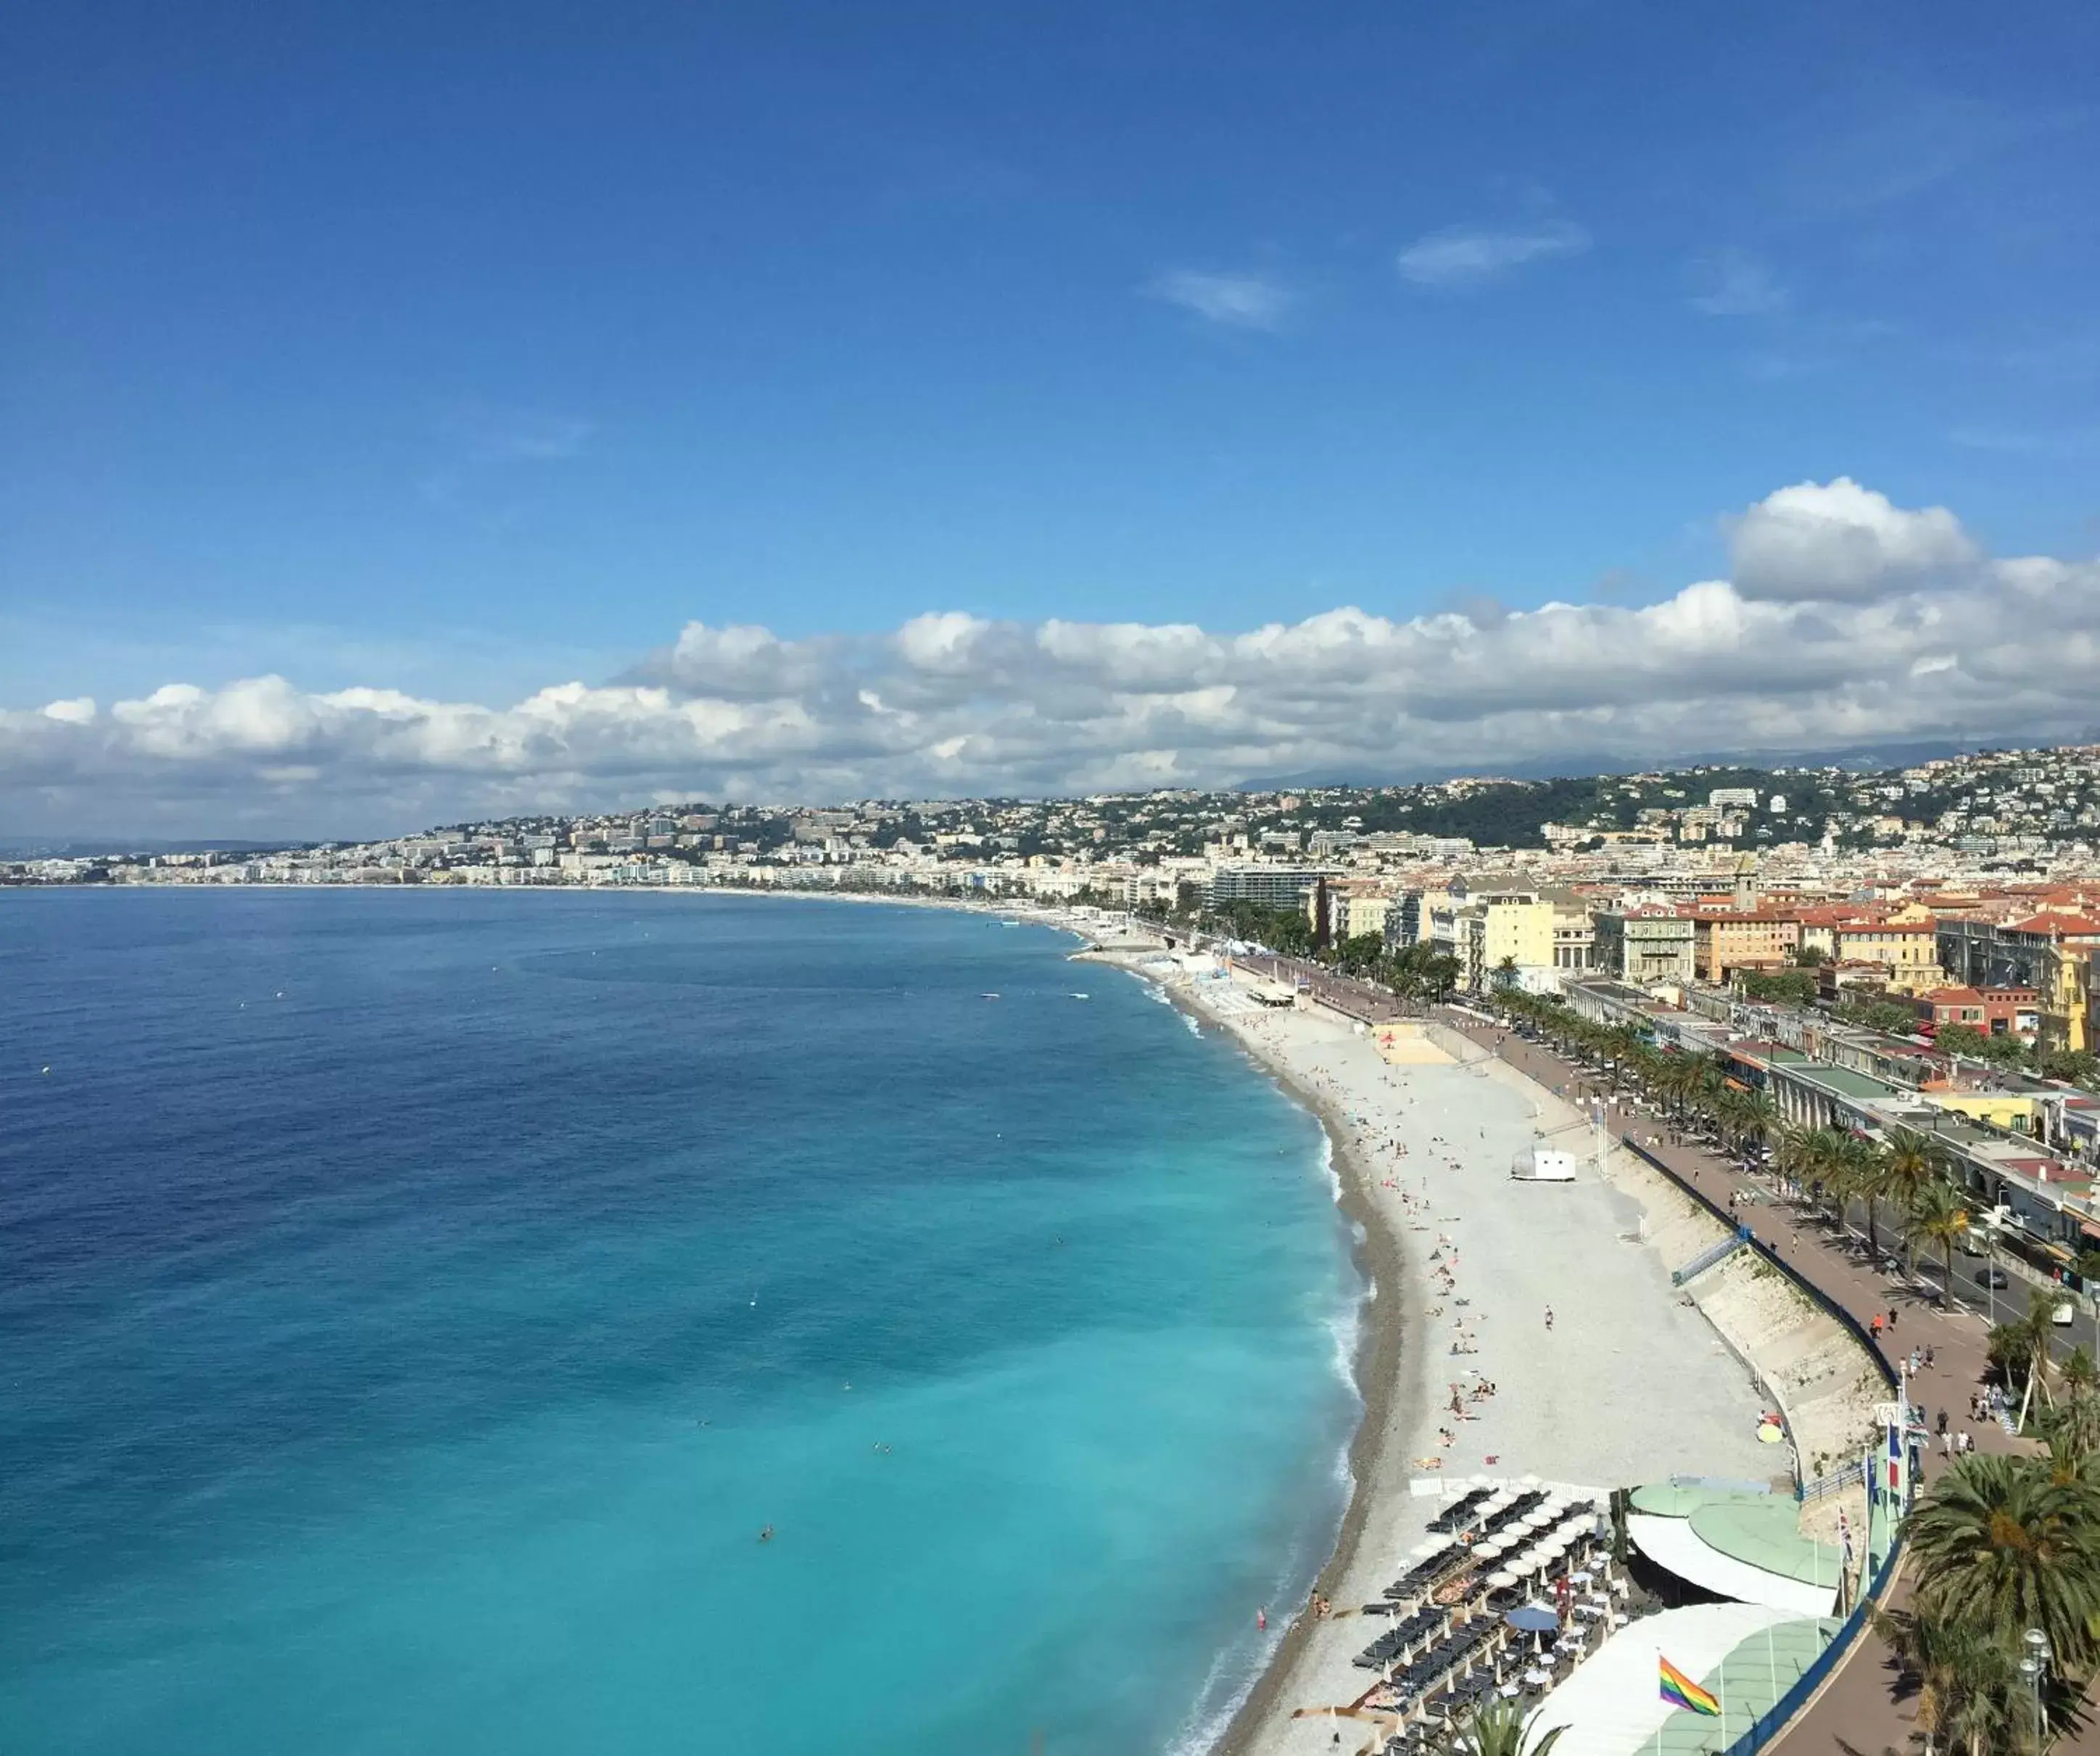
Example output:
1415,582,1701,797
1690,911,1801,983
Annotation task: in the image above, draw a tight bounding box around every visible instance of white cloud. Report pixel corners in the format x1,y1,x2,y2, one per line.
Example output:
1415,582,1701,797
1144,270,1293,331
5,480,2096,837
1397,220,1590,288
1690,248,1789,317
1729,477,1980,602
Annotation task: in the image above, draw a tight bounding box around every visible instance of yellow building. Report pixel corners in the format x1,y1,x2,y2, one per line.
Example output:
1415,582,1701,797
1921,1089,2040,1135
1345,891,1394,939
1831,921,1942,992
1434,891,1555,991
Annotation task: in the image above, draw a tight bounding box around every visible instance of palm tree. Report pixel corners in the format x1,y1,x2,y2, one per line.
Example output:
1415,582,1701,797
1906,1179,1972,1306
2041,1388,2100,1465
2010,1289,2064,1434
1788,1126,1853,1221
1602,1026,1642,1090
1457,1698,1566,1756
1907,1451,2100,1684
1772,1125,1823,1200
1731,1087,1778,1158
2063,1345,2099,1400
1805,1130,1880,1250
1872,1603,2025,1756
1881,1137,1945,1266
1682,1052,1724,1128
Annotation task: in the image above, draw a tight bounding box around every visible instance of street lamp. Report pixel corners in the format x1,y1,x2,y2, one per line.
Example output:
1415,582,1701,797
2023,1628,2050,1749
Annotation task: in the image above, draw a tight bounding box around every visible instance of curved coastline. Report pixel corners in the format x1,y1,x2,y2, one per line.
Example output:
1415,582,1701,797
1086,949,1427,1756
1209,1039,1423,1756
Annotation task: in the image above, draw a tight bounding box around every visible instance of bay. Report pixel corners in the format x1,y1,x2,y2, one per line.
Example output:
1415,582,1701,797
0,889,1360,1755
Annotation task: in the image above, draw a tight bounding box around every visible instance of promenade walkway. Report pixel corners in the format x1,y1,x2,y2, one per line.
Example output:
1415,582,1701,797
1434,1008,2098,1756
1221,949,1409,1025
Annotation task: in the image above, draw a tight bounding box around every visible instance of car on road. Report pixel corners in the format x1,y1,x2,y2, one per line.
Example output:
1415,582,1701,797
1975,1266,2010,1289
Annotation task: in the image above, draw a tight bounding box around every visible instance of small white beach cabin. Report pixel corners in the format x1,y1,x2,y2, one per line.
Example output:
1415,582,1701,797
1510,1147,1577,1182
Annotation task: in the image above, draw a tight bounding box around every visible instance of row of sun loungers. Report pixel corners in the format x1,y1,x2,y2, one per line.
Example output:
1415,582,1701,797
1380,1543,1462,1601
1354,1604,1446,1667
1424,1487,1494,1533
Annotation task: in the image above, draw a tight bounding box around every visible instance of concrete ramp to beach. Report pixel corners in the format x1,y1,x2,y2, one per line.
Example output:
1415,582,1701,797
1372,1020,1454,1065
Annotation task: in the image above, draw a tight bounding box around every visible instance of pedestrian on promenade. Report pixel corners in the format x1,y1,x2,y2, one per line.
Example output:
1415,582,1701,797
1887,1308,1898,1332
1545,1306,1554,1331
1870,1314,1883,1338
1925,1345,1935,1370
1936,1409,1948,1436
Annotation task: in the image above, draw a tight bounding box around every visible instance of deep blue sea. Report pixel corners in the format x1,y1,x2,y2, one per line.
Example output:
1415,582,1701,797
0,889,1360,1756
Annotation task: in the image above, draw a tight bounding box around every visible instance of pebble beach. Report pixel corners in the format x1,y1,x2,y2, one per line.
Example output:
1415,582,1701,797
1087,949,1782,1756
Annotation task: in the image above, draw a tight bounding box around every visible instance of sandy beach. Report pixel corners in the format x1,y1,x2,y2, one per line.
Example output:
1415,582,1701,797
1074,944,1784,1756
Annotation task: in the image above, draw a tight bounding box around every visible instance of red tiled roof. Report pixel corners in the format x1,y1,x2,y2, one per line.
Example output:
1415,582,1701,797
2005,912,2100,936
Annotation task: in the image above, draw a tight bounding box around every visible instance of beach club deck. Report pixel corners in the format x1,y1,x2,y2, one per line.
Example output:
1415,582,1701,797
1625,1484,1843,1618
1522,1601,1843,1756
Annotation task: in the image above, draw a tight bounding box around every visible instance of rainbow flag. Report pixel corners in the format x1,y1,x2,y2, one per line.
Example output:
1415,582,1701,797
1660,1654,1721,1717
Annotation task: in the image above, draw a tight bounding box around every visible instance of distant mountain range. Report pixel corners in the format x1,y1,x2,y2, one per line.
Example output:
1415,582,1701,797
0,838,305,860
1234,738,1986,792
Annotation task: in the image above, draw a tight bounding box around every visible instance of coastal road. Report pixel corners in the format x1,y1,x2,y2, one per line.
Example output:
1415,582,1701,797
1436,1009,2100,1756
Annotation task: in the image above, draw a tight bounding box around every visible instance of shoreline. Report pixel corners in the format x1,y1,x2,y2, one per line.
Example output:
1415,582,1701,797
1206,1018,1423,1756
1096,947,1783,1756
1082,948,1427,1756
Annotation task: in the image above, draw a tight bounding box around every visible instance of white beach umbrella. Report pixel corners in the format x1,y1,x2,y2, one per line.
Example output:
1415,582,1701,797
1521,1509,1553,1530
1473,1538,1505,1559
1413,1539,1444,1558
1487,1569,1517,1588
1519,1474,1543,1489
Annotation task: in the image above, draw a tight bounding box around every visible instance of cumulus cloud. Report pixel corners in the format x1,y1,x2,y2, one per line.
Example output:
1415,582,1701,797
1143,269,1293,330
1397,220,1590,288
5,480,2096,838
1729,477,1980,601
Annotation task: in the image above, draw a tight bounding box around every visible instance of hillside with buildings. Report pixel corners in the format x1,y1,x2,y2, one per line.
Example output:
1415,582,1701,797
14,738,2100,1118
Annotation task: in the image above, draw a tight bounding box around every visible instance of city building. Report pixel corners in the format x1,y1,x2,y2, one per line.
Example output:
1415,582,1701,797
1592,907,1698,987
1909,985,2043,1042
1203,865,1341,913
1689,910,1801,984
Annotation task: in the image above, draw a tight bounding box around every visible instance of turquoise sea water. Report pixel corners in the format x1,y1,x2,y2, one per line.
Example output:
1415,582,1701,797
0,890,1362,1755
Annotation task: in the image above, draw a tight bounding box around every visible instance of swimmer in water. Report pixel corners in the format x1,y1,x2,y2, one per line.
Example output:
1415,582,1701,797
758,1525,774,1543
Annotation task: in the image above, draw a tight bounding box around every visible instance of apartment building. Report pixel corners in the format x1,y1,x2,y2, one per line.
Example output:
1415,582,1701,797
1830,920,1941,990
1689,910,1802,983
1939,910,2100,1050
1430,885,1555,993
1204,865,1342,912
1592,908,1698,986
1911,986,2043,1041
1320,878,1397,944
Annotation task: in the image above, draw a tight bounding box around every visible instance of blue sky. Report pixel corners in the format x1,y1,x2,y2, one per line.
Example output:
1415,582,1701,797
4,2,2099,833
